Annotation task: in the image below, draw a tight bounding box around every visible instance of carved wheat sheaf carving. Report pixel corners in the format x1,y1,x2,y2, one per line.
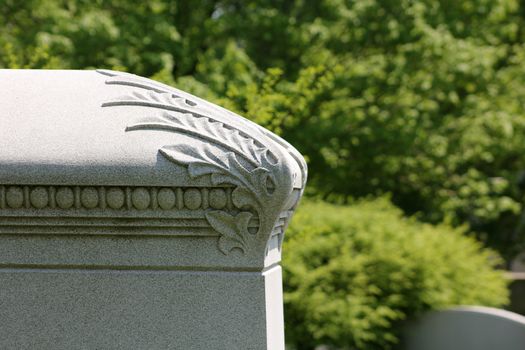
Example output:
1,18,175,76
99,70,306,255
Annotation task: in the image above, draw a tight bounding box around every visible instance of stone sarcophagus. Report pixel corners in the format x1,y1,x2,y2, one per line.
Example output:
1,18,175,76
0,69,306,349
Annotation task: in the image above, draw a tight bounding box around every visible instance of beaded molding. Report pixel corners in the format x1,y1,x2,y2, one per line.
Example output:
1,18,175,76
0,185,232,211
0,184,290,256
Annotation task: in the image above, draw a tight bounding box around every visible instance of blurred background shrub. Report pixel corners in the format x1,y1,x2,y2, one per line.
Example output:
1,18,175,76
283,199,508,349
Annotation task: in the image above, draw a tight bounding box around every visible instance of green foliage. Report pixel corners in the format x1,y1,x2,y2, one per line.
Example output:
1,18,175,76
283,199,509,349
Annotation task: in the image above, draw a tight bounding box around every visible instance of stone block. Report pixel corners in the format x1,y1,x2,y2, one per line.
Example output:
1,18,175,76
0,69,307,349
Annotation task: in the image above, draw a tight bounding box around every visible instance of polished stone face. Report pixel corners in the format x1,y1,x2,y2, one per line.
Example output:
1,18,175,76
0,69,307,350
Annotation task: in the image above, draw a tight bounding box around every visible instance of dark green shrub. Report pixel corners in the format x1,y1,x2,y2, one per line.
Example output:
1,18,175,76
283,198,509,350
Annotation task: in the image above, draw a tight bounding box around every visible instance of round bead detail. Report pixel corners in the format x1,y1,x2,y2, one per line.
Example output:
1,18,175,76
6,187,24,208
132,188,150,210
106,187,125,209
30,187,49,209
157,188,176,210
56,187,74,209
183,188,202,210
81,187,99,209
209,189,227,209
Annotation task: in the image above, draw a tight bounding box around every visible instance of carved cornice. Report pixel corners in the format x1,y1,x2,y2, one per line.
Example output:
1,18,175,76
0,184,293,247
99,70,307,255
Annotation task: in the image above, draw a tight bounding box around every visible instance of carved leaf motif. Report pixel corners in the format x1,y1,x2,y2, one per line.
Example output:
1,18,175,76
154,122,282,254
161,144,230,175
206,211,254,254
168,113,266,165
128,112,267,167
162,146,248,186
101,71,301,255
114,90,197,109
232,187,258,210
101,68,304,183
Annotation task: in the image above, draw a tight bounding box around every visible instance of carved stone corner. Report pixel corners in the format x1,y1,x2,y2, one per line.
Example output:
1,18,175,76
98,69,307,256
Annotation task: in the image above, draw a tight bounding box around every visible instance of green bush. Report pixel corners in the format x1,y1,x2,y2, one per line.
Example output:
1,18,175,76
283,198,509,350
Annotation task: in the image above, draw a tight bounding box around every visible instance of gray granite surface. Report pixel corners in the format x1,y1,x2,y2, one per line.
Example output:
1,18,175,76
0,69,307,349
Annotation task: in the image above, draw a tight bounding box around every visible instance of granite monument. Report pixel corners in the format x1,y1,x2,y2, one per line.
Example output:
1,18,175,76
0,69,307,349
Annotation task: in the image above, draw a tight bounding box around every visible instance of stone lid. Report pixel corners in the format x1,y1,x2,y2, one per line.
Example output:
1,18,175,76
0,69,305,188
0,69,307,267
